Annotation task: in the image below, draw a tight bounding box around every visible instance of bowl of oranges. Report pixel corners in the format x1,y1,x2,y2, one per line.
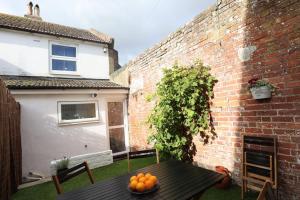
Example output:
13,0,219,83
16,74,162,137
128,172,159,194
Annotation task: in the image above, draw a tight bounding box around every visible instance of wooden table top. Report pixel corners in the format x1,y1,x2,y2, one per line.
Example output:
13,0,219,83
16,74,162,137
57,160,224,200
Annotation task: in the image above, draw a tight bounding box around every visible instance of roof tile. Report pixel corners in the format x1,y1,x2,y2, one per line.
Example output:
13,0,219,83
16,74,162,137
0,76,128,90
0,12,113,44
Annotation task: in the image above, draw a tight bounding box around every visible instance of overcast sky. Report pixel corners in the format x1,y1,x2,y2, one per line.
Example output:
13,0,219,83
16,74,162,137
0,0,215,65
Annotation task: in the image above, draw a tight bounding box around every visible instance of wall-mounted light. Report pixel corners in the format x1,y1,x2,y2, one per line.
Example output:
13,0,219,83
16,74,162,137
103,47,108,53
91,93,97,98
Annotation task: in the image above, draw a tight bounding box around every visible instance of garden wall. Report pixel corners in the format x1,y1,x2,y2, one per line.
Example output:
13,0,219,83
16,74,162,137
112,0,300,199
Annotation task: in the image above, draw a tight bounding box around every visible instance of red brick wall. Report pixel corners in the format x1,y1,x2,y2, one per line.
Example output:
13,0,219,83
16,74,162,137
123,0,300,199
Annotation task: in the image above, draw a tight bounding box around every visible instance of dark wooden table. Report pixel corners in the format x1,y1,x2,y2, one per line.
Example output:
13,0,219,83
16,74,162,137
57,160,224,200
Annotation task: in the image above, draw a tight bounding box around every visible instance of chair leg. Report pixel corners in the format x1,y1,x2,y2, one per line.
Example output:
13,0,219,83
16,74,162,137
52,175,63,194
127,152,130,172
241,180,245,200
84,161,95,184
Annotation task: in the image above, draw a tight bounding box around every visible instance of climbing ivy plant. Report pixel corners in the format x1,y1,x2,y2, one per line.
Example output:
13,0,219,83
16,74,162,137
147,60,217,162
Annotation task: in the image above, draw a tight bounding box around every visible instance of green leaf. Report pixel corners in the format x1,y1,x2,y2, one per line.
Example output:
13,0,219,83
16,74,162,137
147,59,217,162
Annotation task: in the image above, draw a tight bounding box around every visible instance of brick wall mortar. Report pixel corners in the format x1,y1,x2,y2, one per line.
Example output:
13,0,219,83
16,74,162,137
114,0,300,199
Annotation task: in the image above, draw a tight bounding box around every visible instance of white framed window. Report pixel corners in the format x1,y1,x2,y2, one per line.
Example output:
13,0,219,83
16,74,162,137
58,101,99,125
50,42,78,75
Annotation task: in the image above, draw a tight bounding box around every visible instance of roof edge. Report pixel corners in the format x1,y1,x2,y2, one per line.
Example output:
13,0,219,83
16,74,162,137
5,86,129,90
0,75,111,81
0,12,113,45
0,25,111,45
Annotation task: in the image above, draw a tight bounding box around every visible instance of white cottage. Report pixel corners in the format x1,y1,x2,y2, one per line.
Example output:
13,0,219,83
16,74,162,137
0,3,129,177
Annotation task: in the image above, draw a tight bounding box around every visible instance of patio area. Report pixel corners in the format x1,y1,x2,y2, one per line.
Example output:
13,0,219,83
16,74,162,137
13,157,257,200
0,0,299,199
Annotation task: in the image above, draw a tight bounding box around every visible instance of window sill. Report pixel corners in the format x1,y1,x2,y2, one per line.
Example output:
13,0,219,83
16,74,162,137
50,70,80,76
58,119,100,126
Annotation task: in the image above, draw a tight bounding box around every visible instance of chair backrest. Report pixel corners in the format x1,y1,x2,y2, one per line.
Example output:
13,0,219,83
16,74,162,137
257,181,276,200
241,135,277,200
127,149,159,172
52,161,94,194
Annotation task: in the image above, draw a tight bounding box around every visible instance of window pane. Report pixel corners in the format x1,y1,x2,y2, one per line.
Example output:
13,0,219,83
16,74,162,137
109,128,126,153
52,59,76,71
61,103,96,120
52,44,76,57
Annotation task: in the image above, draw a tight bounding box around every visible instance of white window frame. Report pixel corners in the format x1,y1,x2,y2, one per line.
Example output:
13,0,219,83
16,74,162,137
49,42,79,75
58,101,99,125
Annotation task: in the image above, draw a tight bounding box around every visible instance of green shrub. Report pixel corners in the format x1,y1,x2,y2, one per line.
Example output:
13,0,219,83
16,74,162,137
147,60,217,162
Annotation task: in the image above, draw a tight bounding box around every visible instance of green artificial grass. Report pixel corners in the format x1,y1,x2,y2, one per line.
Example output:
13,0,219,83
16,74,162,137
201,185,258,200
13,157,156,200
13,157,258,200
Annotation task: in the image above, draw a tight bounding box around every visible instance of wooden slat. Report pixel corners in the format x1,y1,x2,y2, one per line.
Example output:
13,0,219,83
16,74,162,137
247,184,263,192
245,150,273,166
0,79,21,199
57,160,225,200
113,150,157,162
59,168,87,183
245,162,271,170
242,176,265,185
244,135,275,146
130,153,156,159
113,153,128,161
58,163,86,177
129,149,156,158
127,149,159,172
247,172,271,182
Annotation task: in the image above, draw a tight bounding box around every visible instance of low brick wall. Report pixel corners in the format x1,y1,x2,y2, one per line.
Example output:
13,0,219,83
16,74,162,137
114,0,300,199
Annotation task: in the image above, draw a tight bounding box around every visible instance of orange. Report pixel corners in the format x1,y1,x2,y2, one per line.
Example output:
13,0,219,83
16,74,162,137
145,173,152,179
136,182,145,192
149,176,157,184
144,179,154,190
129,180,138,190
138,177,146,183
137,173,144,178
130,175,137,182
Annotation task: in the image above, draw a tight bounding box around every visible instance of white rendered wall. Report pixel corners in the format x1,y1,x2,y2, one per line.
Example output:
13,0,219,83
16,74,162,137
13,91,127,177
0,29,109,79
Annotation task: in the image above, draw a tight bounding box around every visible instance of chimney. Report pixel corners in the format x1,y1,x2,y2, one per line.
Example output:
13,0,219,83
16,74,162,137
33,4,40,17
24,2,42,21
26,2,33,15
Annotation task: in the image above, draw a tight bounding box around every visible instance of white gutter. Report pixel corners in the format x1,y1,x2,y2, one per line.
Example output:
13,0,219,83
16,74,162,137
10,88,129,95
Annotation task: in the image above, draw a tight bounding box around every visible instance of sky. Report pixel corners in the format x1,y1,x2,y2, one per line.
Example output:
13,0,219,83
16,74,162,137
0,0,216,65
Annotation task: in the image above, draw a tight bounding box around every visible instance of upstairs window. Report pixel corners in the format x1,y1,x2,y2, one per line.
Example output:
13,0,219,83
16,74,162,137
50,43,77,74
